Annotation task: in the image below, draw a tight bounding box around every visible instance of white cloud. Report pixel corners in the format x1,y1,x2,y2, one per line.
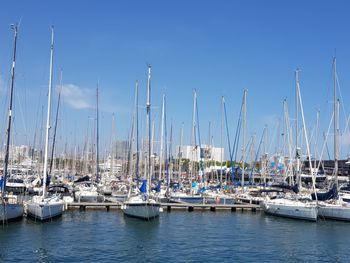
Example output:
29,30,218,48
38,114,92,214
60,84,93,109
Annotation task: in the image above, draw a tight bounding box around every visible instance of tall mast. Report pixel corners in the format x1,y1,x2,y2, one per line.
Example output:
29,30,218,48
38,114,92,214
2,24,18,197
128,91,136,179
151,119,155,181
135,80,139,187
96,86,99,182
241,90,247,192
297,75,316,194
220,97,224,185
314,110,320,174
295,69,300,186
191,90,197,186
111,113,115,177
163,98,168,188
208,121,211,182
146,65,151,195
49,68,63,175
178,122,184,183
195,94,204,184
159,94,165,181
333,58,338,188
168,119,173,188
42,26,54,198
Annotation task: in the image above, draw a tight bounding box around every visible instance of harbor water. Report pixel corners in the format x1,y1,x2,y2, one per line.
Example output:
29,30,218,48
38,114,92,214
1,209,350,262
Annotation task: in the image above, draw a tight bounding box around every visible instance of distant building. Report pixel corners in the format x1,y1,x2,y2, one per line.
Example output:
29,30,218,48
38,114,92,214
303,159,350,176
4,145,33,162
177,144,223,162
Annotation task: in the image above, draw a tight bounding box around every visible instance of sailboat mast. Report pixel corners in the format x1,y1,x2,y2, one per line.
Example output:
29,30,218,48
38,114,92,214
49,68,63,175
42,27,54,198
314,110,320,175
297,76,316,193
96,86,100,182
191,90,197,186
178,123,184,183
135,80,140,187
220,97,224,185
146,65,151,195
151,119,155,182
168,119,173,188
163,98,168,188
295,69,300,186
333,58,338,188
241,90,247,192
111,113,115,177
207,121,211,182
128,94,135,178
2,24,18,197
159,94,165,181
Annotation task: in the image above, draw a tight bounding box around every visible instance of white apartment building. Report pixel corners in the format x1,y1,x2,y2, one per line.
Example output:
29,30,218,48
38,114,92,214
177,144,224,162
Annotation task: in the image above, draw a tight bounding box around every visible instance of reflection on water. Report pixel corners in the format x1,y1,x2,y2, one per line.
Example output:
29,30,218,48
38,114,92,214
35,247,49,263
0,210,350,262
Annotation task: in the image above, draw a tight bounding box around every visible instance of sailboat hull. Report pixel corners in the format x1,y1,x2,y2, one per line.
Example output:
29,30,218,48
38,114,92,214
27,199,64,221
169,193,204,204
318,202,350,221
261,199,318,221
0,203,24,222
122,202,160,220
75,192,105,203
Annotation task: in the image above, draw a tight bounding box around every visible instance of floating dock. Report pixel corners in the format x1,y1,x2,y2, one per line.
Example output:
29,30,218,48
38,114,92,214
67,202,260,212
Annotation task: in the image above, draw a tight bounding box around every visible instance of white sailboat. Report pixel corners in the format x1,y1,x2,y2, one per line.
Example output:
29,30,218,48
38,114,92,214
74,181,104,202
261,197,317,221
261,70,318,221
122,180,160,219
27,27,64,221
122,65,160,220
0,24,24,223
314,58,350,221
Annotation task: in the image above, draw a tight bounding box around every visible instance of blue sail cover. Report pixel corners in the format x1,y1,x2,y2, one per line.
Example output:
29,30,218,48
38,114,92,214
198,187,206,193
0,176,3,190
311,184,338,201
155,181,161,193
139,179,147,193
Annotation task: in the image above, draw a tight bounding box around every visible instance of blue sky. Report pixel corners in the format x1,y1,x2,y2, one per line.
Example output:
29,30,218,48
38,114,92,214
1,0,350,159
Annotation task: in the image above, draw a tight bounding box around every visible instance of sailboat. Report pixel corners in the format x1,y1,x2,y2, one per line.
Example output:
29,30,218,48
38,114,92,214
122,65,160,220
74,86,105,203
261,70,318,221
313,58,350,221
26,27,64,221
169,90,204,204
0,24,24,223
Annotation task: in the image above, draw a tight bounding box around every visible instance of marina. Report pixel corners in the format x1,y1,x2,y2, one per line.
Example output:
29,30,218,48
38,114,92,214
2,1,350,262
